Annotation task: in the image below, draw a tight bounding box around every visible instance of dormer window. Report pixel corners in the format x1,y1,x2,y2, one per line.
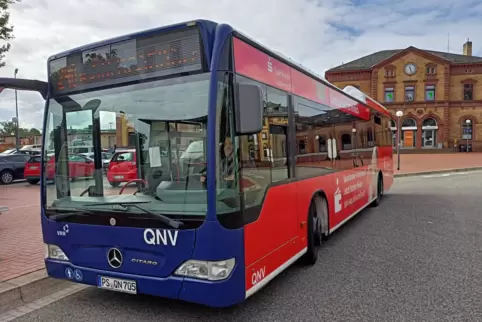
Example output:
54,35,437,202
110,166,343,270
425,63,437,75
384,65,396,78
384,70,395,77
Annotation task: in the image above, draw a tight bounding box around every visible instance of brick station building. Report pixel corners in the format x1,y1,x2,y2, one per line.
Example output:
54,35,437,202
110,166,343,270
325,40,482,152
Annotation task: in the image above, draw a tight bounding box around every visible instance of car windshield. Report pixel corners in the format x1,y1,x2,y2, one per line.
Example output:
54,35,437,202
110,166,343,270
43,73,214,221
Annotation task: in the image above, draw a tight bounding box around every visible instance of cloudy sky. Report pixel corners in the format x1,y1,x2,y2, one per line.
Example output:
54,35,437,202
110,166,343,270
0,0,481,131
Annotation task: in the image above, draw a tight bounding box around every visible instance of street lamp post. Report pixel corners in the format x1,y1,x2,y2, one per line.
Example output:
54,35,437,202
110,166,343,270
351,128,357,150
396,110,403,170
14,68,19,152
352,128,358,167
465,119,471,153
315,135,320,161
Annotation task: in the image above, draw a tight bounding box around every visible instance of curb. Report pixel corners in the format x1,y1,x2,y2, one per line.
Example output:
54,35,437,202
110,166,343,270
394,166,482,178
0,269,73,313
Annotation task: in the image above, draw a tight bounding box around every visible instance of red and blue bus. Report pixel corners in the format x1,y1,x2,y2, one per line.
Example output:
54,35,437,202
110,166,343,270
0,19,393,308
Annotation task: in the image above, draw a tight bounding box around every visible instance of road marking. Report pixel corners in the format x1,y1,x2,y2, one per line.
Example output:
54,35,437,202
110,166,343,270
422,171,471,178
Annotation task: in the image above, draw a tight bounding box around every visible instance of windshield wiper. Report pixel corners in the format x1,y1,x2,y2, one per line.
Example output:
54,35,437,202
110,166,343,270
46,208,95,221
83,202,183,229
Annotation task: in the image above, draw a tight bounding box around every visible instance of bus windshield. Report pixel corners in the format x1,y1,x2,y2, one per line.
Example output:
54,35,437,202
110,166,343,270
43,73,216,223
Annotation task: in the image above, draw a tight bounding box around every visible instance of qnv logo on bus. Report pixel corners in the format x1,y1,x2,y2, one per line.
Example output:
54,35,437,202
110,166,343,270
144,229,178,246
251,267,266,286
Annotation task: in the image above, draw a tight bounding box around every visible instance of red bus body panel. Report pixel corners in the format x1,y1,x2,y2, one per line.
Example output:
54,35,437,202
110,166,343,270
244,151,393,293
233,36,394,296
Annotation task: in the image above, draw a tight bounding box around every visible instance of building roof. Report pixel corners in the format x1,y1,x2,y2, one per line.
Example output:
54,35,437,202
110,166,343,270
327,47,482,72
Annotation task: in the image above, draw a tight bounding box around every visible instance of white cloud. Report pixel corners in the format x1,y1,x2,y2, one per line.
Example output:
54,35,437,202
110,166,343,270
0,0,480,130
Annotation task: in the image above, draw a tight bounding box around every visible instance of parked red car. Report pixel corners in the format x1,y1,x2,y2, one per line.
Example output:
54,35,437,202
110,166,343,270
24,154,44,184
106,150,138,187
24,153,95,184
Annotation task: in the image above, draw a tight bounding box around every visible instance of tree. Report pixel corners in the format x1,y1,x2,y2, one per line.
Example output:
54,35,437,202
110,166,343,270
0,120,41,136
28,127,40,135
0,0,21,68
0,120,15,135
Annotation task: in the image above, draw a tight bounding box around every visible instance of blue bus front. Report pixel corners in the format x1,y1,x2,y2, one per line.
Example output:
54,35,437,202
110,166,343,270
40,20,261,308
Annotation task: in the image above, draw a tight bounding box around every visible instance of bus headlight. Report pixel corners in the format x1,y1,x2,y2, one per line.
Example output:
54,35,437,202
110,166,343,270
44,244,69,261
174,258,235,281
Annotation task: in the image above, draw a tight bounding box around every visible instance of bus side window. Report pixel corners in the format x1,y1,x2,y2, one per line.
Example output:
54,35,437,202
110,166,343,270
268,124,289,182
235,77,291,224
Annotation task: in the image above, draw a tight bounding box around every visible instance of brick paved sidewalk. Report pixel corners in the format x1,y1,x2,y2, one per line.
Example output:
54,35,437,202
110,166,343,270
394,153,482,175
0,182,137,283
0,183,44,282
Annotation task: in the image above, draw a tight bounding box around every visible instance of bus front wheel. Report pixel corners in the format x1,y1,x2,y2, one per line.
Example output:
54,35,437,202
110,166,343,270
302,195,328,265
370,174,383,208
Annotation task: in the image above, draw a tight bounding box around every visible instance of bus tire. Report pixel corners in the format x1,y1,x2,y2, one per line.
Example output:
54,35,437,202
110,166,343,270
370,173,383,208
302,195,328,265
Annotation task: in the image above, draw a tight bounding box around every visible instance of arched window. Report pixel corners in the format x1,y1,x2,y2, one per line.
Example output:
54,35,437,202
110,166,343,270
402,118,417,128
341,133,352,150
248,144,256,160
367,129,374,147
317,136,327,152
401,118,417,148
263,143,269,158
298,140,306,154
422,118,438,148
462,119,473,140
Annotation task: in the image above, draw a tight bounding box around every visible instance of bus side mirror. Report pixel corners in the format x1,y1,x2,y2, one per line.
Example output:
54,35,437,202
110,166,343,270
234,83,263,135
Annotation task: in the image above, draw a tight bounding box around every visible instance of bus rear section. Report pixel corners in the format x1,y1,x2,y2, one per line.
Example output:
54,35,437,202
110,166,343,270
228,33,393,296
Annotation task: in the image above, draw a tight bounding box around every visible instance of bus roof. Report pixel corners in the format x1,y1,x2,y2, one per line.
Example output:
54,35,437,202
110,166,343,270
232,29,390,117
47,19,389,117
47,19,218,61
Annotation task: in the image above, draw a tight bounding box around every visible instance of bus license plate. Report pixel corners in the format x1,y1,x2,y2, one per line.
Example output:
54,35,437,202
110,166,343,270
97,276,137,294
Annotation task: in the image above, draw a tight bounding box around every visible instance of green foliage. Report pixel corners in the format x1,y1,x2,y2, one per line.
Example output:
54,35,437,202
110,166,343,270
0,0,21,68
0,120,40,136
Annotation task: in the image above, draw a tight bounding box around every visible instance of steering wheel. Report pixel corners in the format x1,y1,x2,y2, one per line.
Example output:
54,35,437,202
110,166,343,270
119,179,148,195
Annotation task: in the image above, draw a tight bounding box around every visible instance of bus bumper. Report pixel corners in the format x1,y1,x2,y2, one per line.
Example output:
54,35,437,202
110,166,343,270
45,260,245,308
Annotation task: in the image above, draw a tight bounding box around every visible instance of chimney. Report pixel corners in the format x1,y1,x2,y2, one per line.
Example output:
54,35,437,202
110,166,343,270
463,39,472,56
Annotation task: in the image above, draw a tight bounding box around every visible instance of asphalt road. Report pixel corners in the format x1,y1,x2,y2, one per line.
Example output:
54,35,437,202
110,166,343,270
13,171,482,322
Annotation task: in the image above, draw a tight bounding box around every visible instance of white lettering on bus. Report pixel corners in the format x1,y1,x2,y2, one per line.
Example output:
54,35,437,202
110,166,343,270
143,229,178,246
251,266,266,286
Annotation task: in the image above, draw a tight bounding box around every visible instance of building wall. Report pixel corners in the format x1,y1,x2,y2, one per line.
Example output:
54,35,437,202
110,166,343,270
375,52,448,102
449,74,482,101
325,48,482,151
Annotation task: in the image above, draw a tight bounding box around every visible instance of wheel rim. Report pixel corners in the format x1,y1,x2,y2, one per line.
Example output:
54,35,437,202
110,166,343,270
1,172,13,184
314,197,326,246
320,198,328,240
378,178,382,199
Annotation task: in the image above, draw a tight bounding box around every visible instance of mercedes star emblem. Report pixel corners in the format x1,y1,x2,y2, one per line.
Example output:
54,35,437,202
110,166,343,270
107,248,123,269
